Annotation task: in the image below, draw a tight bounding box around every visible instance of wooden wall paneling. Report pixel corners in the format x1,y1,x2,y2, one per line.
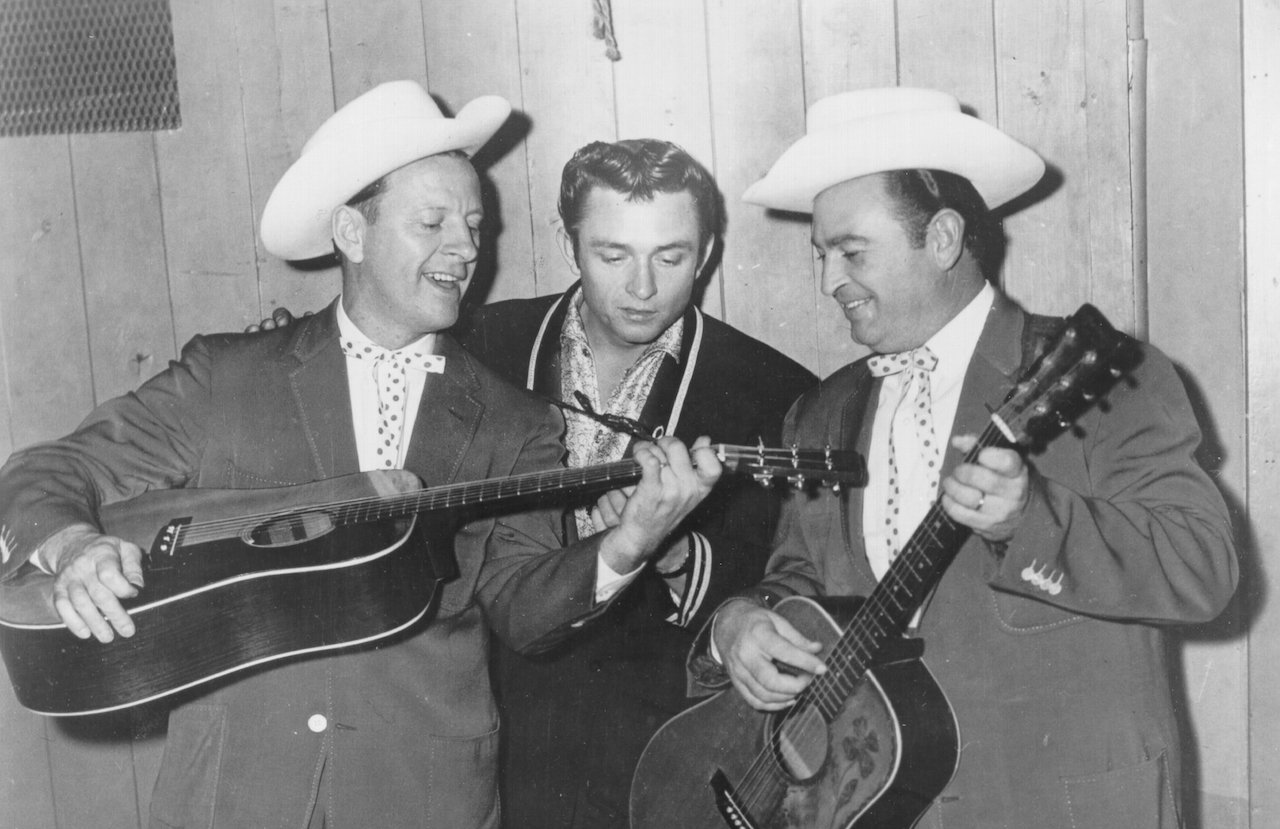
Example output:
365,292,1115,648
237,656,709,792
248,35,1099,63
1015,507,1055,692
0,138,95,447
326,0,428,107
420,0,536,307
513,0,617,297
70,133,177,405
1078,0,1136,334
155,1,262,345
992,0,1092,317
797,0,897,376
236,0,341,321
1245,0,1280,823
801,0,897,101
897,0,997,117
609,0,721,317
1146,0,1248,825
705,0,823,375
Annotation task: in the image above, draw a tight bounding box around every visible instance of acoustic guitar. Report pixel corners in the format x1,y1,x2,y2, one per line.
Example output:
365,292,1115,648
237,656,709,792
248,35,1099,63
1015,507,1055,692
631,304,1137,829
0,444,863,716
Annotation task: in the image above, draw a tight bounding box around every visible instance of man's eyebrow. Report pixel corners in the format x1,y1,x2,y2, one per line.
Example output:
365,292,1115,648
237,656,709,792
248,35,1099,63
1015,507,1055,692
812,232,868,247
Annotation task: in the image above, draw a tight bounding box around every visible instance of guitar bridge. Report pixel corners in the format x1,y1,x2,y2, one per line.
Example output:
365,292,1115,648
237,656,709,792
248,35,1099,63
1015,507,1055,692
145,517,191,570
710,769,760,829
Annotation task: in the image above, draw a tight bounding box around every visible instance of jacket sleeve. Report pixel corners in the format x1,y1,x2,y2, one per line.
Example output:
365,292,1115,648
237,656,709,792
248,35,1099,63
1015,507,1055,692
0,338,215,579
988,342,1238,623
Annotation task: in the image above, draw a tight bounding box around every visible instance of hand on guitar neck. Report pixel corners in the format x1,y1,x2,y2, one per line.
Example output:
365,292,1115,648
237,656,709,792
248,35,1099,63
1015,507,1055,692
32,434,723,647
713,431,1029,713
595,435,722,576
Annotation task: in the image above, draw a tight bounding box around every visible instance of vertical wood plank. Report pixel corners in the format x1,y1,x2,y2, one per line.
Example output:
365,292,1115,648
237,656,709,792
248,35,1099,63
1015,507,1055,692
706,0,823,374
70,133,178,404
1245,0,1280,823
1078,0,1135,333
898,0,997,116
513,0,617,297
156,0,261,344
327,0,427,107
235,0,341,320
801,0,897,100
609,0,721,317
794,1,897,376
1146,0,1248,825
993,0,1091,317
420,0,537,306
0,137,95,447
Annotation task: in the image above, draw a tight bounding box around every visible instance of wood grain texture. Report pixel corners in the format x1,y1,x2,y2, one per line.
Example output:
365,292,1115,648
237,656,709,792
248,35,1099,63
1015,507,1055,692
1245,0,1280,824
513,0,617,297
156,0,261,343
70,132,178,405
706,0,824,373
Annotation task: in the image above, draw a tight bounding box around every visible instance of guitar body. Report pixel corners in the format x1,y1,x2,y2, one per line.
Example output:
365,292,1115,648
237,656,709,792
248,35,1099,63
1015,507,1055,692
631,596,958,829
0,472,457,716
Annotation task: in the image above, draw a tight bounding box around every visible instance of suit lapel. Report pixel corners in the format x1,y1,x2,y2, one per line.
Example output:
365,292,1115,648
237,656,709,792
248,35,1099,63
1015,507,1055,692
942,292,1026,480
633,304,701,445
402,333,483,489
287,300,359,479
840,362,881,588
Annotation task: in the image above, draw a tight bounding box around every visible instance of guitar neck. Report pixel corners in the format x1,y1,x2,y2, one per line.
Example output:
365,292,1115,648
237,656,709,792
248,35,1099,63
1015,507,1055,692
809,426,1008,714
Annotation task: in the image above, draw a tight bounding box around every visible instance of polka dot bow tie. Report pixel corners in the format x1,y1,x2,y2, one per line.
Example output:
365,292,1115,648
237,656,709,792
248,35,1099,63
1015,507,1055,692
340,339,445,469
867,346,940,558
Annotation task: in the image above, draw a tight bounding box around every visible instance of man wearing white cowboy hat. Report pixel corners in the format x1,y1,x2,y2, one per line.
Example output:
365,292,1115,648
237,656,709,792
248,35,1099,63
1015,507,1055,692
683,87,1236,827
0,80,721,828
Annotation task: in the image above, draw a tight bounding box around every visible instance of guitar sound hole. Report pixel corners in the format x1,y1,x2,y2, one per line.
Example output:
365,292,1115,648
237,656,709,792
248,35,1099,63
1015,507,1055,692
244,511,337,548
773,702,829,782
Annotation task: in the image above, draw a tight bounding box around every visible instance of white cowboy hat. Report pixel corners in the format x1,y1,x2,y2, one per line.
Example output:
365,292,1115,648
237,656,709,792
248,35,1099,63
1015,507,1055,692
742,87,1044,214
261,80,511,260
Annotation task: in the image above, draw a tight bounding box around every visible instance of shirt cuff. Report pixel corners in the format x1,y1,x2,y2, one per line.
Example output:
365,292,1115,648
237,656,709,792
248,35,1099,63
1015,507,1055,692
594,553,642,604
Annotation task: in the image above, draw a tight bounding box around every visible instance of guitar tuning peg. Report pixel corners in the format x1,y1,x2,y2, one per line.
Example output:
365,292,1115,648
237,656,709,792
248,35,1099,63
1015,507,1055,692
1109,367,1122,378
788,474,805,488
753,473,773,488
831,482,842,494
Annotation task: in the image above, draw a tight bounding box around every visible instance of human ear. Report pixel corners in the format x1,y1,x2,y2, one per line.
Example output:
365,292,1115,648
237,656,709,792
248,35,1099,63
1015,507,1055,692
928,209,965,271
555,226,582,275
332,205,367,264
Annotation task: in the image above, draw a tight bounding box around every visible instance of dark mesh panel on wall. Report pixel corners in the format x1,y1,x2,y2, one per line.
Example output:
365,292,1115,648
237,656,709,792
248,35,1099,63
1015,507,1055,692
0,0,179,136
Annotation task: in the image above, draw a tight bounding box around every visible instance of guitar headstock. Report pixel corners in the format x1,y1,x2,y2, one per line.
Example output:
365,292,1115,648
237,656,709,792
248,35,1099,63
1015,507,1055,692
715,443,867,490
994,304,1140,451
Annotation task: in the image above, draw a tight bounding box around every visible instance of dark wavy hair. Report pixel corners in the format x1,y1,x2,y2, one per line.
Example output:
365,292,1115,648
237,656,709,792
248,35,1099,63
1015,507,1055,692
558,139,724,257
881,169,1005,278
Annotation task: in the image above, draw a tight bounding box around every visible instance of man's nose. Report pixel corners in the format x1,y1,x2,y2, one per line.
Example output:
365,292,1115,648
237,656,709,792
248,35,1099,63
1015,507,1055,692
628,261,657,300
820,259,851,297
443,221,479,263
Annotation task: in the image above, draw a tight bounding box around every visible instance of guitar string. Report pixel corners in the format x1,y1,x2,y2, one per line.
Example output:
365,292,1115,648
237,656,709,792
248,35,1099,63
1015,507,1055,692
160,446,855,546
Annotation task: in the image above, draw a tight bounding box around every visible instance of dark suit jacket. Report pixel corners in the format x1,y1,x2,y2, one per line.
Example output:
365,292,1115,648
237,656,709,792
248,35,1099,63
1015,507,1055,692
690,293,1237,828
453,287,815,829
0,302,618,829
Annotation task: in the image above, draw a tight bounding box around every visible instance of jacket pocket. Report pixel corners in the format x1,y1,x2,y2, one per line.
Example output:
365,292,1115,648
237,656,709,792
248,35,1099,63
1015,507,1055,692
991,589,1085,633
1062,750,1178,829
148,704,228,829
424,726,501,827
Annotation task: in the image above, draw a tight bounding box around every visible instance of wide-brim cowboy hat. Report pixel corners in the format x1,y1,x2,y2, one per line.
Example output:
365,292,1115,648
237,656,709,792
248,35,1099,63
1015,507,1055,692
742,87,1044,214
261,80,511,261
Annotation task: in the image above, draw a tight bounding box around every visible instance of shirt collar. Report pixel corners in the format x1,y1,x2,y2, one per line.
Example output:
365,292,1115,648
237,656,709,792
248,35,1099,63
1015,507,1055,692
923,281,995,388
336,295,437,357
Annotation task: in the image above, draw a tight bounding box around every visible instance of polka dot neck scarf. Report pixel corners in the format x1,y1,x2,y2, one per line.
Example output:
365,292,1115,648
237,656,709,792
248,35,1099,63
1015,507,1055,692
867,346,940,558
340,338,445,469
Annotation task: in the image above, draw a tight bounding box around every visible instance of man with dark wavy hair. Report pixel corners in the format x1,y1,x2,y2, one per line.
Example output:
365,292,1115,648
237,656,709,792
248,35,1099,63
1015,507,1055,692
455,139,815,828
